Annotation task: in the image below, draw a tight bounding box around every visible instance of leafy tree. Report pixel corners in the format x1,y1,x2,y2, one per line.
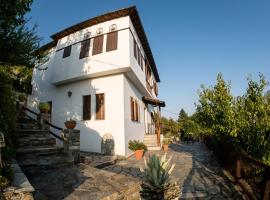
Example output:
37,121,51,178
235,74,270,162
0,0,42,68
196,73,237,140
161,117,179,138
177,109,188,123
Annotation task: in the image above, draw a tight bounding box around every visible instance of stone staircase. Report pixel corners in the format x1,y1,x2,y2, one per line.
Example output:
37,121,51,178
143,134,161,150
16,118,73,169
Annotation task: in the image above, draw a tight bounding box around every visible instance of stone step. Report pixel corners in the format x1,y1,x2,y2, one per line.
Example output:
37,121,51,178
16,129,50,138
17,137,56,147
147,146,161,151
144,135,157,138
17,122,40,129
16,145,63,155
18,152,73,168
17,118,37,124
143,138,157,141
143,141,157,146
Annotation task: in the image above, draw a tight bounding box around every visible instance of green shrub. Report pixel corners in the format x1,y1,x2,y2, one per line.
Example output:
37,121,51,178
0,166,14,191
162,138,170,145
2,147,15,160
128,140,147,151
0,166,14,182
0,176,9,191
0,68,17,146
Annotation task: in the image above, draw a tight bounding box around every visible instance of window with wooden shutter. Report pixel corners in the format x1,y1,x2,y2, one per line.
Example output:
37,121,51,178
96,93,105,120
83,95,91,120
130,97,140,122
154,81,158,96
106,31,118,52
92,35,104,55
130,97,134,120
63,45,72,58
133,39,137,60
79,39,90,59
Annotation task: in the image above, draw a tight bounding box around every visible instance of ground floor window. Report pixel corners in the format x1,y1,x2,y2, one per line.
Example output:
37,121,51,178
130,97,140,122
83,95,91,120
96,93,105,120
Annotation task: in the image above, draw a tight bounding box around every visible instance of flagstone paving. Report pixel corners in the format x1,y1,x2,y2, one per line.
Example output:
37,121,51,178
102,142,248,199
23,142,248,199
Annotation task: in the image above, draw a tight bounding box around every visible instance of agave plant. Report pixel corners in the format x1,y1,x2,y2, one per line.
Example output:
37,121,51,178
140,154,180,200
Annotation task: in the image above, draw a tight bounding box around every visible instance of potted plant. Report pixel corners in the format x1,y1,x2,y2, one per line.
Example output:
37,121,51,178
38,102,50,113
18,94,26,103
128,140,147,160
65,118,76,129
162,139,170,152
140,154,180,200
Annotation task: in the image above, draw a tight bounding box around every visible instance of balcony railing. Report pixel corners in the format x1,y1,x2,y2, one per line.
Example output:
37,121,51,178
145,123,155,135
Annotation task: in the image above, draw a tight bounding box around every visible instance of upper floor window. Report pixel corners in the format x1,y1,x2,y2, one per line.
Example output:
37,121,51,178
130,97,140,122
79,39,90,59
63,45,72,58
92,35,104,55
133,38,143,70
96,93,105,120
153,80,158,96
106,26,118,52
133,39,137,60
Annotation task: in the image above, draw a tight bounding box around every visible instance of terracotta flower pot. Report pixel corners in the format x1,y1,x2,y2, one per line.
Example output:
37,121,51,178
40,108,49,113
163,144,168,151
135,149,144,160
65,121,76,129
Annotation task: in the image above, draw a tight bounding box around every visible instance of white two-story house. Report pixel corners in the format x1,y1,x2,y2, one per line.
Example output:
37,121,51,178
28,6,165,156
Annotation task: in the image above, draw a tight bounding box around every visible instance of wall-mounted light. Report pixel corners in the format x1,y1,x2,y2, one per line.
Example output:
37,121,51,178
68,91,72,97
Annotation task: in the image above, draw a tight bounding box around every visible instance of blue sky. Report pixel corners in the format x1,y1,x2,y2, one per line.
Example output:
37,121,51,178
28,0,270,119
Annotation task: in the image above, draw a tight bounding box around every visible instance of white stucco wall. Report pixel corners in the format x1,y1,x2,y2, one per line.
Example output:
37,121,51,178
123,75,155,156
51,17,131,85
29,74,126,155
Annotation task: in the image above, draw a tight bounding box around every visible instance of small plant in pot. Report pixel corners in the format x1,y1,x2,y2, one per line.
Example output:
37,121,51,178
140,154,180,200
65,118,76,129
38,102,50,113
162,139,170,152
18,94,26,103
128,140,147,160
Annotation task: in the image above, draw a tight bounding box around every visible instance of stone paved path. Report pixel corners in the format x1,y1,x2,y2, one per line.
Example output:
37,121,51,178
24,164,140,200
23,142,248,199
103,142,248,199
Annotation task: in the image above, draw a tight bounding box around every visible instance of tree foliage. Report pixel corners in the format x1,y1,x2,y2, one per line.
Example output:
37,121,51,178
196,73,270,163
0,0,42,68
196,74,236,139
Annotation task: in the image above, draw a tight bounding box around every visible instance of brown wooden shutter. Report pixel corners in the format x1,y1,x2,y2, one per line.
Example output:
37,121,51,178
79,39,90,59
92,35,104,55
135,101,139,121
83,95,91,120
106,31,118,52
63,45,72,58
130,97,134,120
96,93,105,120
133,39,137,59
